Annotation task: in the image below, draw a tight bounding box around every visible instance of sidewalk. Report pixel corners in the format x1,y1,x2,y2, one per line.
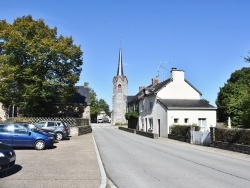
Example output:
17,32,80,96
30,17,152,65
1,133,102,188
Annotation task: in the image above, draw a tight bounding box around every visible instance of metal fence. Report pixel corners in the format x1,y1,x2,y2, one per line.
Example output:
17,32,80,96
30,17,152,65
7,117,89,127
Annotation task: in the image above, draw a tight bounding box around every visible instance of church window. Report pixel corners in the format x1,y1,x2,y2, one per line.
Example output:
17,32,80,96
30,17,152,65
118,84,122,93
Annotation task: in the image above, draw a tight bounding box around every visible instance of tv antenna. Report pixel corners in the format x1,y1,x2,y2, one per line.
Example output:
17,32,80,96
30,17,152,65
157,62,169,81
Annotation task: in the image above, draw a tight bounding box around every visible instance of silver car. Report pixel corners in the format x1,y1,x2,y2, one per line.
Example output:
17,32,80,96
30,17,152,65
35,121,70,141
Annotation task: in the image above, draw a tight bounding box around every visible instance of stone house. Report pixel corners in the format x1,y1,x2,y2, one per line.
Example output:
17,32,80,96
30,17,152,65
128,68,217,138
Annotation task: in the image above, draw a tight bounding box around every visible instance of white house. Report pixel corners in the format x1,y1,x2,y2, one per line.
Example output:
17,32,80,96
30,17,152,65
137,68,217,138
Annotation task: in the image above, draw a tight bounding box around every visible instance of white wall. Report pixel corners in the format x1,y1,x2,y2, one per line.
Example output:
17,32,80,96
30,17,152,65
158,81,201,99
167,110,217,132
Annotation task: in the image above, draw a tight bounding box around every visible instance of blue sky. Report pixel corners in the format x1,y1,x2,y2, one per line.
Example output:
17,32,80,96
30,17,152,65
1,0,249,109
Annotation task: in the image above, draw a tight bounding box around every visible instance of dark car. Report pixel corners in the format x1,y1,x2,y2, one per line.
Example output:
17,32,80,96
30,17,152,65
102,117,110,123
0,123,54,150
0,142,16,176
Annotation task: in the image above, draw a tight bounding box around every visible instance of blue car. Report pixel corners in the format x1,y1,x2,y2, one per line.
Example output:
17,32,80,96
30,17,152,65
0,123,54,150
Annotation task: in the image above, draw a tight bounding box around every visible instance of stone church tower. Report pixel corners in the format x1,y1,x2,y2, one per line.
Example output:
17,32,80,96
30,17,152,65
112,48,128,125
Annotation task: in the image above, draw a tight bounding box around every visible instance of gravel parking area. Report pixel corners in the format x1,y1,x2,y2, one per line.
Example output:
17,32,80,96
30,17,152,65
0,133,101,188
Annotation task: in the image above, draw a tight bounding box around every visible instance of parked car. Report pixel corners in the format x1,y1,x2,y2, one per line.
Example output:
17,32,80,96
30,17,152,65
21,123,56,139
102,117,110,123
0,123,54,150
35,121,70,141
0,142,16,176
97,118,103,123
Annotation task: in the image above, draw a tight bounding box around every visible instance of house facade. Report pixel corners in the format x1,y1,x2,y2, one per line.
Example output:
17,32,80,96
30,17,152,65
132,68,216,138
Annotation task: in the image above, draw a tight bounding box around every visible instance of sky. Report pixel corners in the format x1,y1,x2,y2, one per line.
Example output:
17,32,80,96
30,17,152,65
1,0,250,109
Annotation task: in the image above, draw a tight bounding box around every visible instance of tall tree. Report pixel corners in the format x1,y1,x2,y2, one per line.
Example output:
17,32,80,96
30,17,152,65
89,88,100,122
216,67,250,126
0,15,83,116
99,98,111,116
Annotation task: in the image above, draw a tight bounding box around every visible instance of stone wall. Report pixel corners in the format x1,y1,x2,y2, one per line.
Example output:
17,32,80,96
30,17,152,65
168,134,190,143
211,141,250,155
70,125,92,136
210,127,250,155
118,127,158,139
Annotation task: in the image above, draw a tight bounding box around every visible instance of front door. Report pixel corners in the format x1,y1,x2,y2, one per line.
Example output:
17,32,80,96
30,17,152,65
158,119,160,137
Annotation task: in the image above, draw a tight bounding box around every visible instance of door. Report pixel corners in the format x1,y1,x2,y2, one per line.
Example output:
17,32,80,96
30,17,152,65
0,124,13,145
12,124,33,147
158,119,160,137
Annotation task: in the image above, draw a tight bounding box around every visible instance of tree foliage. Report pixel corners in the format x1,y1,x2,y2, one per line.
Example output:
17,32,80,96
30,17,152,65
0,15,83,116
216,67,250,127
99,98,111,116
89,88,111,122
89,88,100,121
125,111,138,120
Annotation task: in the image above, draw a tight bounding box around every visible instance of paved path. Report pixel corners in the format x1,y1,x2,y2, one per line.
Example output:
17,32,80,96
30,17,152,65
1,133,101,188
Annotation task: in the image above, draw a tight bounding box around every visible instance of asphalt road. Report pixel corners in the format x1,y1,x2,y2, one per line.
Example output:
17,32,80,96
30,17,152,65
0,134,101,188
92,123,250,188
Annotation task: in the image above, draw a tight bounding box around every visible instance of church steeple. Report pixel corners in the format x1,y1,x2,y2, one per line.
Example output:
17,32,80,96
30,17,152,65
116,48,124,76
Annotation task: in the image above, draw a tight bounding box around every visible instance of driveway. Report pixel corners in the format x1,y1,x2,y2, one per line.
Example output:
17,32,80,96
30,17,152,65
0,133,101,188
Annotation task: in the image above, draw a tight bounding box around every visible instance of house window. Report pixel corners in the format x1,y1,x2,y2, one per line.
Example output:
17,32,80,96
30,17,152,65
141,104,144,112
118,84,122,93
184,118,189,123
149,118,153,129
174,118,179,124
198,118,207,131
149,101,154,110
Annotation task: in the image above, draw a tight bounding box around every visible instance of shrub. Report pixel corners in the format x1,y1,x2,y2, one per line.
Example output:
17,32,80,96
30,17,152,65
238,129,250,145
170,125,191,138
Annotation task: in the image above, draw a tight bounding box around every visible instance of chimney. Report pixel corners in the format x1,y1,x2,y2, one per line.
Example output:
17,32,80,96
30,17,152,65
84,82,89,88
171,68,184,82
139,86,145,91
152,78,159,85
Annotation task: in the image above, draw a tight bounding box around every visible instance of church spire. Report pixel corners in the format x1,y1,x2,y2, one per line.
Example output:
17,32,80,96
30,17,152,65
117,48,124,76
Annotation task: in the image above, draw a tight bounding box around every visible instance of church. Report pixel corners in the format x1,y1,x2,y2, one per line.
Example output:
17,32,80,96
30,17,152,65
112,48,128,125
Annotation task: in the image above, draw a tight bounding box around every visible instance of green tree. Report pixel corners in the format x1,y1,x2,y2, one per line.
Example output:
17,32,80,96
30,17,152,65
0,15,83,116
216,67,250,126
89,88,100,122
98,98,111,116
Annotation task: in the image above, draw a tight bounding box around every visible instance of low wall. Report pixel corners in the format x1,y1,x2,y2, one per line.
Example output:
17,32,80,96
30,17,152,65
211,141,250,155
168,134,190,143
118,127,136,133
136,130,158,139
210,127,250,155
70,125,92,136
118,127,158,139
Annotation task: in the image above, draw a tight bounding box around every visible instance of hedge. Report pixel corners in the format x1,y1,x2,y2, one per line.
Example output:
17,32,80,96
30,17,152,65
214,128,250,145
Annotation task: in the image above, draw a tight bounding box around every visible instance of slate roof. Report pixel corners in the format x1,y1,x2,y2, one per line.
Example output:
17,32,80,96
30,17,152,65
157,99,216,109
127,95,136,103
127,75,202,103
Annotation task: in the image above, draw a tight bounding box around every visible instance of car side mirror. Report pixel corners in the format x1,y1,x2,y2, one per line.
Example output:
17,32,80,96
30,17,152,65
28,132,31,136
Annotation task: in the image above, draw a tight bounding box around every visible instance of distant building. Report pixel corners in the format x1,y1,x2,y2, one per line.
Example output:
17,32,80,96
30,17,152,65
112,48,128,125
0,82,90,121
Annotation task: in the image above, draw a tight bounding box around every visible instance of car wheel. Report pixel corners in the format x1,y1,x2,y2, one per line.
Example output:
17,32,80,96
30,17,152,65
34,140,45,150
56,132,63,141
